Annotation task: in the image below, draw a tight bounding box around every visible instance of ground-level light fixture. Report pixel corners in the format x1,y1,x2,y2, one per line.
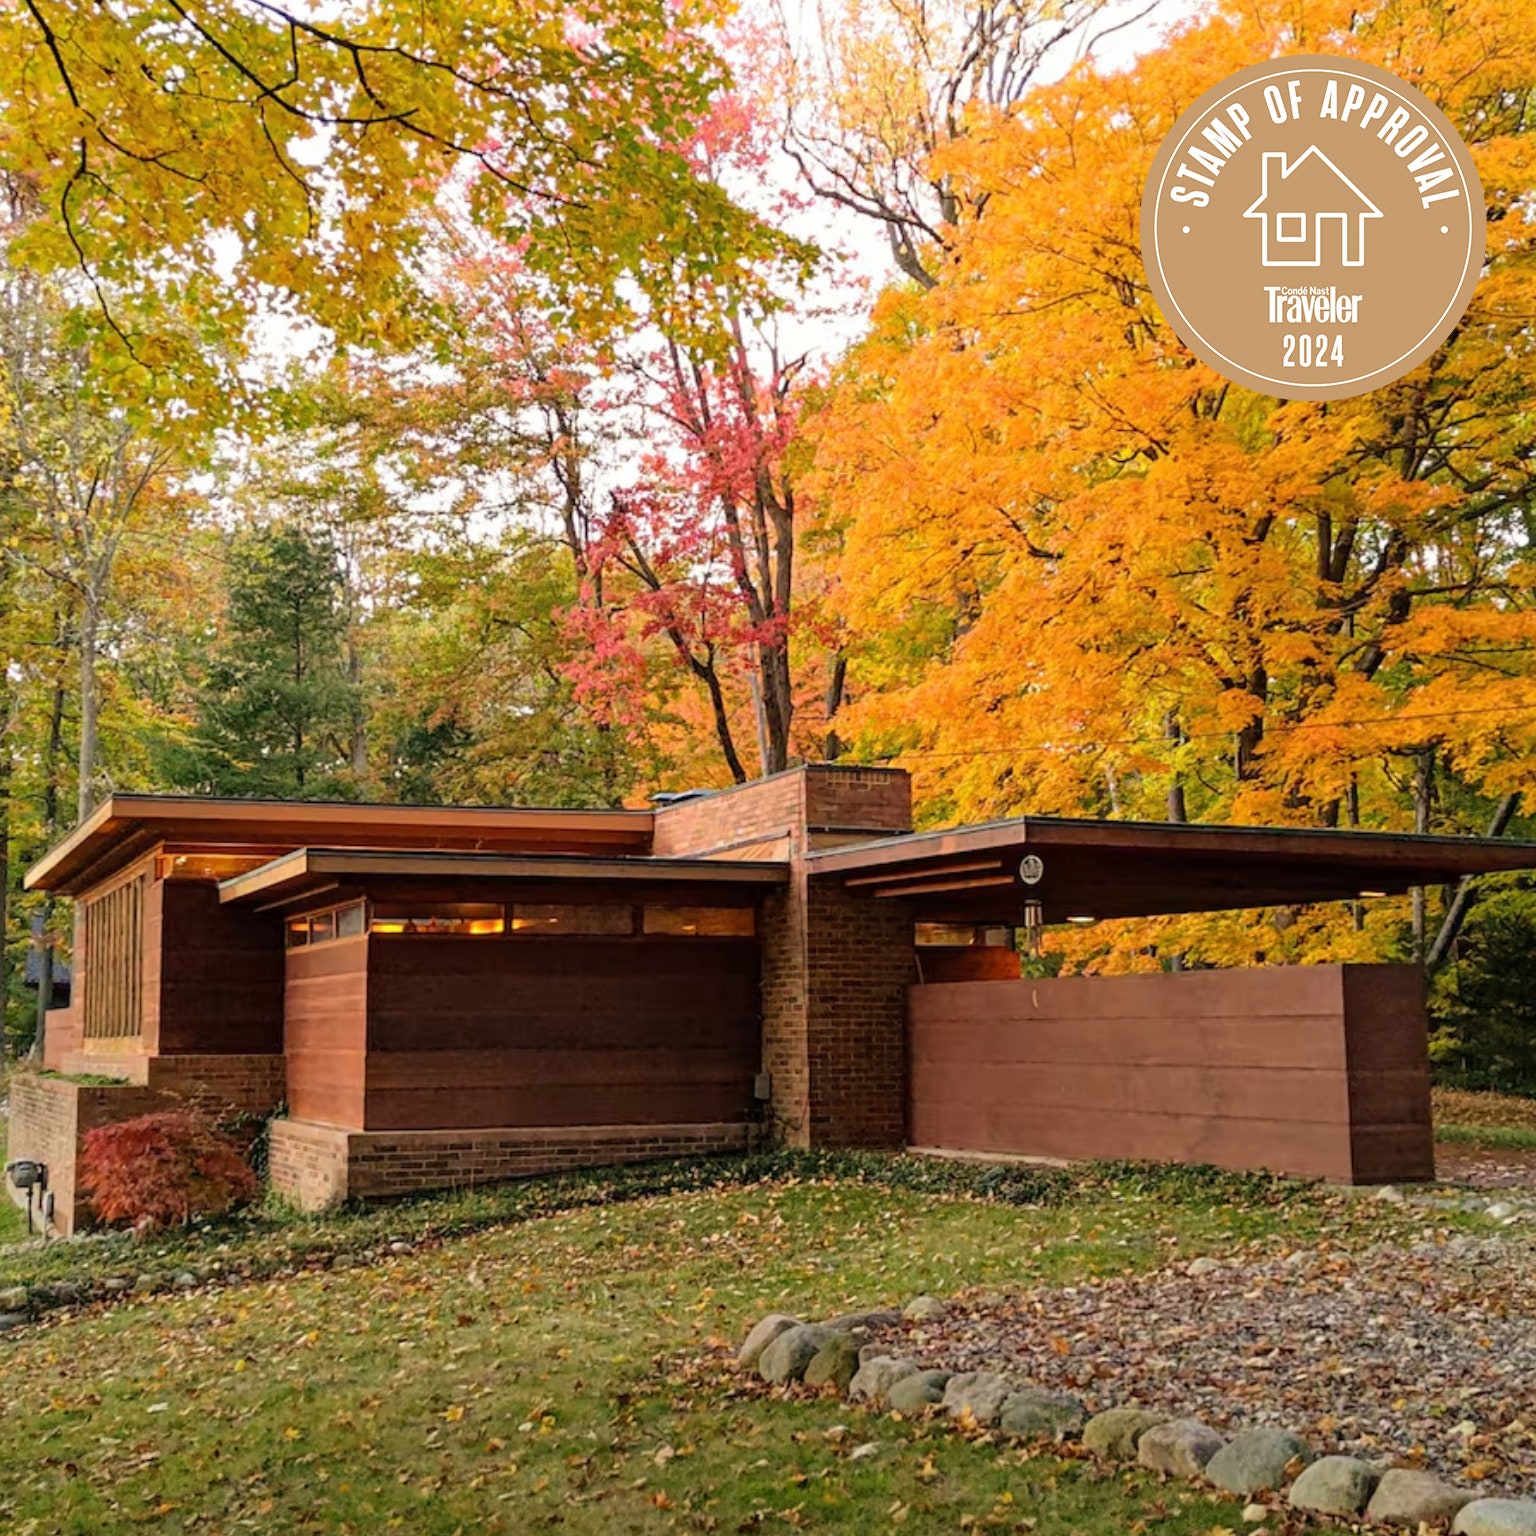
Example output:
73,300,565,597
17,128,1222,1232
1359,890,1388,899
1065,915,1098,926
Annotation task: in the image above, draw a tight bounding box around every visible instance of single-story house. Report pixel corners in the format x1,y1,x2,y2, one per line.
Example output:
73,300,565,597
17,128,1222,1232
12,765,1536,1232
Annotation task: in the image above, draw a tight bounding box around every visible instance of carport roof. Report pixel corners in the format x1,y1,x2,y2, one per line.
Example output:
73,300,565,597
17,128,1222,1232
807,815,1536,922
218,846,789,907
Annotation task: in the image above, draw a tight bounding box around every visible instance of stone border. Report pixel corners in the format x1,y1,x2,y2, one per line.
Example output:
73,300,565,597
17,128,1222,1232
736,1297,1536,1536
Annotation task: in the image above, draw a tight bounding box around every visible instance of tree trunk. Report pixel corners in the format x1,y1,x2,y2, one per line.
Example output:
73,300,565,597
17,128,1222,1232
1410,747,1435,963
824,652,848,762
0,673,11,1065
1426,793,1521,972
29,657,68,1064
1164,711,1187,822
77,595,100,822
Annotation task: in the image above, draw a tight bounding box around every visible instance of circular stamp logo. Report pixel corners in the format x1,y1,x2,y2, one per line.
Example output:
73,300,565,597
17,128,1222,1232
1141,55,1484,400
1018,854,1044,885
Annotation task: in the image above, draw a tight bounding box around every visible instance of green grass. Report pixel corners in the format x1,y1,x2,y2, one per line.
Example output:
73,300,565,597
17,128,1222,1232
0,1169,1470,1536
1436,1121,1536,1150
0,1110,34,1245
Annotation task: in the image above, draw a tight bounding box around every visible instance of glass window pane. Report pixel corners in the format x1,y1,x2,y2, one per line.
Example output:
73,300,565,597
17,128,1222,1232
370,903,505,936
642,906,755,938
285,917,310,948
336,902,366,938
310,911,336,944
510,903,634,936
915,922,981,948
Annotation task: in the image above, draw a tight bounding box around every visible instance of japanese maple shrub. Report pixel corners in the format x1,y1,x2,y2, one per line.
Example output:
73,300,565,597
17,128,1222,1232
78,1111,261,1228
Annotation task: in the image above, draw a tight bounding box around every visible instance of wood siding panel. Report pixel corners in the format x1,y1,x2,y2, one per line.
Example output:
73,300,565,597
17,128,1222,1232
364,936,759,1130
155,881,284,1054
285,936,368,1128
907,964,1433,1183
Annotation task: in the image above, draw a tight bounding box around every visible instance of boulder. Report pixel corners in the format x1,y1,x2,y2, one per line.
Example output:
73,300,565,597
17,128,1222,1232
738,1314,801,1369
803,1335,861,1393
1454,1500,1536,1536
1287,1456,1381,1517
1186,1256,1222,1277
999,1389,1087,1440
903,1295,949,1322
942,1371,1015,1428
1138,1418,1226,1478
1205,1428,1313,1495
887,1371,952,1414
0,1286,28,1312
825,1310,902,1333
1084,1407,1166,1459
759,1325,835,1385
1366,1469,1474,1526
0,1313,28,1333
849,1356,919,1407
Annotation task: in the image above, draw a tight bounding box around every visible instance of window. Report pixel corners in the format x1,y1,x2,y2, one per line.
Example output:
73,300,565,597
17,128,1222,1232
286,901,367,949
82,875,146,1039
915,923,1014,948
510,903,634,936
642,906,755,938
369,903,505,936
1276,212,1307,241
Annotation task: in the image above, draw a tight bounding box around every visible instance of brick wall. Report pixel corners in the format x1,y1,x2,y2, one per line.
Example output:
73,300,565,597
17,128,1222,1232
7,1059,287,1235
804,882,916,1146
7,1074,189,1235
146,1055,287,1115
655,766,915,1149
269,1119,750,1210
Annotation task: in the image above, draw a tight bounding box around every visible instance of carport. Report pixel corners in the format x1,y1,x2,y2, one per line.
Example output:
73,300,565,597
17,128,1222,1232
809,816,1536,1184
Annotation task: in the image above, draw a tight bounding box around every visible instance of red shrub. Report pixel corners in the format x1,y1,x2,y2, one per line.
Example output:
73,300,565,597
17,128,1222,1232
78,1111,260,1227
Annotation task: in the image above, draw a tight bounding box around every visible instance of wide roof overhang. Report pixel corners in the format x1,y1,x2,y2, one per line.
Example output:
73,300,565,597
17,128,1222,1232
218,847,788,909
25,794,656,896
808,815,1536,923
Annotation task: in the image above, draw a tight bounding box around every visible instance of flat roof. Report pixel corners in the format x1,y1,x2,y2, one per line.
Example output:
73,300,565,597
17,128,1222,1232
809,814,1536,922
25,794,655,896
217,847,789,906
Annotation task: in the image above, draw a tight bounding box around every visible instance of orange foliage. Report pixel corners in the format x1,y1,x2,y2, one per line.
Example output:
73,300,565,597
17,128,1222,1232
78,1112,260,1228
809,0,1536,966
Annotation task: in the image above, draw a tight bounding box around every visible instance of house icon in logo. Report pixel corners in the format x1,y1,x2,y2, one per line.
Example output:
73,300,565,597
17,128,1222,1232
1243,146,1383,267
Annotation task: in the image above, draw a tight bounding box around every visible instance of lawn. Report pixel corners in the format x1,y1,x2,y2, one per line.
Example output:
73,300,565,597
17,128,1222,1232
0,1105,32,1245
0,1167,1474,1536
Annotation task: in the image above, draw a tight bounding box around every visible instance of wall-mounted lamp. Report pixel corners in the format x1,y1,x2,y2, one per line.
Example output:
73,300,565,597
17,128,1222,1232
1065,916,1098,926
1359,890,1388,899
6,1160,49,1238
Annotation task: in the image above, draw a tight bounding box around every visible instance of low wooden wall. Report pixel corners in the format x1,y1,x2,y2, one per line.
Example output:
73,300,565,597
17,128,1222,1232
364,935,759,1131
906,964,1433,1184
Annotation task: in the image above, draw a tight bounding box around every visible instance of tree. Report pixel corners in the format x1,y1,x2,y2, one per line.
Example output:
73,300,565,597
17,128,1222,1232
776,0,1126,286
185,524,358,798
808,0,1536,968
0,0,804,403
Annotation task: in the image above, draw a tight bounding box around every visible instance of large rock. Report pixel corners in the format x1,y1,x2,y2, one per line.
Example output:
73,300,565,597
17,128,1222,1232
759,1325,836,1385
1287,1456,1381,1517
738,1314,801,1369
1454,1500,1536,1536
825,1310,902,1333
999,1389,1087,1440
942,1371,1015,1428
1084,1407,1166,1459
803,1335,861,1393
1138,1418,1226,1478
1366,1469,1474,1525
1205,1428,1313,1495
849,1356,919,1407
887,1371,952,1414
903,1295,950,1322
